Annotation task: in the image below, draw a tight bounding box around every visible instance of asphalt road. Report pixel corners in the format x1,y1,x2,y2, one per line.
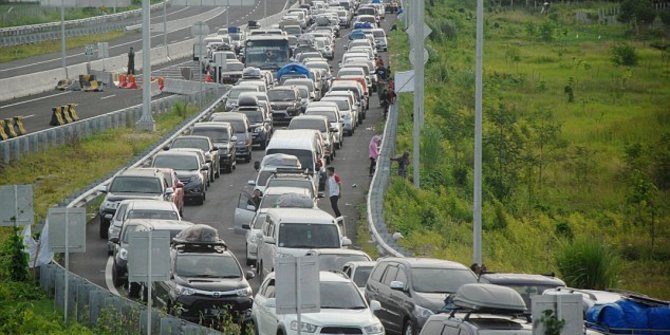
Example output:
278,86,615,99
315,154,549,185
0,0,289,134
66,14,397,302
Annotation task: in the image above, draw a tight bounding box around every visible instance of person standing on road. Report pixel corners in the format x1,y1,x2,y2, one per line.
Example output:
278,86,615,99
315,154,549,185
327,167,342,218
127,47,135,75
369,135,382,177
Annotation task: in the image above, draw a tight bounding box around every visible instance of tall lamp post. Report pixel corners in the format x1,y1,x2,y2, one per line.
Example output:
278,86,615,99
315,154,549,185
136,0,155,131
473,0,484,266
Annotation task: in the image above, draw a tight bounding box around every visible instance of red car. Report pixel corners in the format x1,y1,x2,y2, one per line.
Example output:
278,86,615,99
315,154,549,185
157,168,185,216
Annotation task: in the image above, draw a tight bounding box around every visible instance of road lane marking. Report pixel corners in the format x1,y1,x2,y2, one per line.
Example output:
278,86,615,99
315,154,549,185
0,91,72,109
105,257,121,297
101,94,116,100
23,114,35,119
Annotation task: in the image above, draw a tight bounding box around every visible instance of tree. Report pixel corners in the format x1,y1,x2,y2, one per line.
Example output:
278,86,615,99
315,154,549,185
619,0,657,27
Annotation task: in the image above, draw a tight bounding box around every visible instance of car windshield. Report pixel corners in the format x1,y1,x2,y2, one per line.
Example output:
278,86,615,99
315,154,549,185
230,33,241,40
318,254,370,271
289,118,327,132
323,99,348,111
176,254,242,278
109,176,162,194
266,149,314,172
229,87,256,99
227,63,245,71
240,110,264,124
295,87,309,99
411,268,478,294
352,266,373,287
260,193,313,209
256,171,274,187
153,155,199,171
284,79,312,90
191,128,230,143
122,226,183,243
171,138,209,152
121,224,141,243
307,110,336,123
339,69,362,77
278,223,339,248
320,281,367,309
266,179,313,197
225,120,245,133
268,89,296,101
127,209,178,220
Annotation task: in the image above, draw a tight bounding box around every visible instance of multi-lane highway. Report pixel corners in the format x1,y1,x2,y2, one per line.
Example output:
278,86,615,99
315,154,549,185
66,14,396,298
0,0,290,135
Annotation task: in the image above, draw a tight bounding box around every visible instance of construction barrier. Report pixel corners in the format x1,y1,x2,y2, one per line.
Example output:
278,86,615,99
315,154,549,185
151,76,165,91
65,104,79,121
3,118,17,138
0,120,8,140
117,73,127,88
55,78,80,91
50,106,66,126
79,74,104,92
13,116,26,135
126,74,137,89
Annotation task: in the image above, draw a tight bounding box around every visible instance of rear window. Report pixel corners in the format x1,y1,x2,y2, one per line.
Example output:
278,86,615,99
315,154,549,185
290,118,327,132
190,127,230,143
373,30,385,38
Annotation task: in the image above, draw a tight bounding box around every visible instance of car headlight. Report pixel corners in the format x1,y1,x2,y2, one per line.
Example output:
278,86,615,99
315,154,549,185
253,127,263,133
102,201,118,210
118,248,128,261
364,322,385,334
175,284,196,296
234,286,253,297
290,321,318,333
237,140,245,146
218,147,228,154
413,304,434,319
108,225,121,238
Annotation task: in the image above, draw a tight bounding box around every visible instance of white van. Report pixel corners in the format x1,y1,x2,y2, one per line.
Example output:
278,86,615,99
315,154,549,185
256,207,351,279
265,129,327,191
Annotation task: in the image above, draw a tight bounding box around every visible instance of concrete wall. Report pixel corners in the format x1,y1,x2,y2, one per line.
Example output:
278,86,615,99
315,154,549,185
40,0,131,8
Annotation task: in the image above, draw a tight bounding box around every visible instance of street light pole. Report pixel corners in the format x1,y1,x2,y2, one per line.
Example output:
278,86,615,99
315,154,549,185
473,0,484,266
263,0,266,24
226,0,230,27
60,0,68,79
411,0,424,189
137,0,155,131
164,0,169,59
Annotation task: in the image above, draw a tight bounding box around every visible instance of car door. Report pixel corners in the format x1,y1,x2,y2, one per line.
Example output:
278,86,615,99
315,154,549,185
379,264,402,333
234,191,257,231
388,265,411,331
254,278,276,334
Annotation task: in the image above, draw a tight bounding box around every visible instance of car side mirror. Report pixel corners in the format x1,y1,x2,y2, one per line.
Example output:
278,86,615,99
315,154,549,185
97,185,108,193
248,127,254,132
245,270,256,280
165,187,174,195
162,145,170,151
242,223,251,229
210,147,218,152
201,166,209,171
231,135,238,141
317,192,325,199
330,127,339,132
369,300,382,312
246,204,257,211
389,280,405,291
109,237,119,244
248,180,256,186
254,161,261,170
341,237,352,247
176,182,184,188
263,236,275,244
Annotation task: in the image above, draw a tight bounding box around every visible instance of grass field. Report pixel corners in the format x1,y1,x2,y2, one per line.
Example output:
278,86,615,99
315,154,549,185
0,3,140,28
385,1,670,299
0,30,129,63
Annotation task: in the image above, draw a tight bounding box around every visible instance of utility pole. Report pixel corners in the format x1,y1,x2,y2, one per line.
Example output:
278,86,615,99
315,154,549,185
473,0,484,266
411,0,424,189
263,0,267,25
136,0,155,131
60,0,68,79
226,0,230,27
164,0,169,59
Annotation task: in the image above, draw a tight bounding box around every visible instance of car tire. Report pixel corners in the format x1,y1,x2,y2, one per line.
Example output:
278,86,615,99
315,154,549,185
128,282,141,299
112,265,124,287
196,193,205,205
403,319,415,335
335,142,340,150
326,155,331,164
246,151,252,163
99,217,109,239
215,166,221,178
179,206,184,217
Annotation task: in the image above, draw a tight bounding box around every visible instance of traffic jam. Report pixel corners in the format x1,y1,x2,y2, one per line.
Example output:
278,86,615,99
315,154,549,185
92,0,667,334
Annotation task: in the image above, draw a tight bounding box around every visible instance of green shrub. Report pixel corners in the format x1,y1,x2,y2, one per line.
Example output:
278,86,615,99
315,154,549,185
610,43,639,67
555,238,620,290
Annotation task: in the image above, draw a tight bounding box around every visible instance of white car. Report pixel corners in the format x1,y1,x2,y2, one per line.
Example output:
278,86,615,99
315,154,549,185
343,261,377,296
251,271,386,335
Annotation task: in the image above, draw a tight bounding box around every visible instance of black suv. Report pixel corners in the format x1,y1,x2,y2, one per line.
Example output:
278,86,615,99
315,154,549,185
152,224,255,324
267,86,302,125
190,122,237,173
98,168,171,239
365,258,478,335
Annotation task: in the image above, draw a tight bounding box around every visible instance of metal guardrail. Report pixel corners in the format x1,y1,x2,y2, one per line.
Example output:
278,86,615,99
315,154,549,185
0,1,167,47
0,87,226,164
40,263,224,335
366,97,411,258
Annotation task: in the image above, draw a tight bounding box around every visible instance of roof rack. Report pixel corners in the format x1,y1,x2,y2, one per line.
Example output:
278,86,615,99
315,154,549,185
172,239,228,253
272,167,310,176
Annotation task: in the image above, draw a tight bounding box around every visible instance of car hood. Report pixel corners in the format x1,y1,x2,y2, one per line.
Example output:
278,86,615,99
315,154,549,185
280,308,377,326
271,101,297,107
213,142,234,149
414,292,450,312
176,276,248,292
105,193,164,202
235,132,250,143
222,70,243,76
174,170,202,180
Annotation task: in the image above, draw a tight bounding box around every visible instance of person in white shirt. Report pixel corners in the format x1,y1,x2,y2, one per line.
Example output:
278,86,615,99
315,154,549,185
327,166,342,217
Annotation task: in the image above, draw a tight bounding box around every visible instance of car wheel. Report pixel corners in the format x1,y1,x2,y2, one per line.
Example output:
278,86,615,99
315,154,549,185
335,142,340,150
215,166,221,178
179,206,184,217
403,320,414,335
99,217,109,239
128,282,141,299
326,155,331,164
246,151,252,163
112,265,124,287
196,193,205,205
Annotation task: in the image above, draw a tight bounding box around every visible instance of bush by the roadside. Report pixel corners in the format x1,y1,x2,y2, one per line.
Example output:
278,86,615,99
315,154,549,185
555,238,621,290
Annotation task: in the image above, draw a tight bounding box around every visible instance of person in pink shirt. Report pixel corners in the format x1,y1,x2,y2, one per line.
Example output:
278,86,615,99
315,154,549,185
369,135,382,177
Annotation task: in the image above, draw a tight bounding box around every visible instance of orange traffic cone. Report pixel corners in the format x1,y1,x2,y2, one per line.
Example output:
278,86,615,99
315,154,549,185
118,74,127,88
205,72,213,82
126,74,138,89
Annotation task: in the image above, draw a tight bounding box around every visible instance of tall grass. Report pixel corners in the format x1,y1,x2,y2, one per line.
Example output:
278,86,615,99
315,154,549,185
555,238,621,290
0,31,127,63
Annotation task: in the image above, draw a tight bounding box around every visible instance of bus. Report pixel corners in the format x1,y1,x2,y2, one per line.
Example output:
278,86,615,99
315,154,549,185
243,35,291,73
